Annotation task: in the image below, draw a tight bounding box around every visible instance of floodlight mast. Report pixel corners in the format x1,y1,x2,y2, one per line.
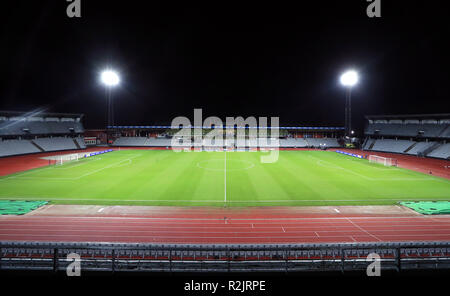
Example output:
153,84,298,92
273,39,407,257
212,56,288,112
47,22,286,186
340,70,358,137
100,70,120,144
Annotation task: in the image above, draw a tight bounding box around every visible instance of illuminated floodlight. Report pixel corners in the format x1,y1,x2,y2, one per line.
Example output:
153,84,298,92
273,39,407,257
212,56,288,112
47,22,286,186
340,70,358,87
101,70,120,86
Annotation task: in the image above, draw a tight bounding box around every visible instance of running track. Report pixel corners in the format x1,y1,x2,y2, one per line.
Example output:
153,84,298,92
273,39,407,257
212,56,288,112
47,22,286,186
1,210,450,244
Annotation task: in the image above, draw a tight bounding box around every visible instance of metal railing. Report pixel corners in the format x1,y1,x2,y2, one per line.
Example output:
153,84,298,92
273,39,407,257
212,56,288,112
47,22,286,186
1,241,449,273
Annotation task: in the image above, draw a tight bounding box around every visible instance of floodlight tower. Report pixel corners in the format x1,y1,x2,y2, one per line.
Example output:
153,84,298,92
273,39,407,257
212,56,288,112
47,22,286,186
100,70,120,144
339,70,358,137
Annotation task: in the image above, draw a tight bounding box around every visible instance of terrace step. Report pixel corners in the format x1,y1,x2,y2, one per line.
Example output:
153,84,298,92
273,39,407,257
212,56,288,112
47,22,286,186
403,142,417,153
30,140,45,152
422,142,442,156
73,138,81,149
437,125,450,137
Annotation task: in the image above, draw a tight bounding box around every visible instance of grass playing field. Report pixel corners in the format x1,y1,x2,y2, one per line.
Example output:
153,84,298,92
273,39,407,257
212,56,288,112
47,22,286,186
0,150,449,206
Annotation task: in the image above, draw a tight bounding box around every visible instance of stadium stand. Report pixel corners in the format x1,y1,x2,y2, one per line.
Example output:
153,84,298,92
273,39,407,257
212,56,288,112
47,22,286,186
0,137,86,156
32,137,78,152
112,136,148,146
439,125,450,138
0,111,86,157
112,137,173,147
147,138,173,147
362,138,375,150
110,125,344,149
75,137,87,149
0,139,41,157
112,136,341,148
305,138,340,148
404,141,436,155
364,114,450,159
0,119,84,136
369,139,415,153
427,143,450,159
365,123,446,138
279,138,308,147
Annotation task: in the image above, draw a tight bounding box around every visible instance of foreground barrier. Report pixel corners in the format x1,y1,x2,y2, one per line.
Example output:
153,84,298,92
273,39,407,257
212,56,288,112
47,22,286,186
84,149,113,158
335,150,363,159
0,241,448,273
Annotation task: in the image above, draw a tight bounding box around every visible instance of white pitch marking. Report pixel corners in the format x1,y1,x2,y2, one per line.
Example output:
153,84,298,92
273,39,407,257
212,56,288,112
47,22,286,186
224,151,227,203
2,233,449,240
345,217,382,242
53,157,102,170
74,154,142,180
1,196,450,204
309,154,445,182
3,154,142,181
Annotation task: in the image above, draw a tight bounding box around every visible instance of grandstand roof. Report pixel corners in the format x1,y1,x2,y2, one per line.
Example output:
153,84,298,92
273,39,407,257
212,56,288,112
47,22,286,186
108,125,345,131
365,114,450,120
0,110,84,120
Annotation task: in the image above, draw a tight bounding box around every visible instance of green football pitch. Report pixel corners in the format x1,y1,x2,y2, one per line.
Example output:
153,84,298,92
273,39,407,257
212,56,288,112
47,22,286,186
0,150,449,206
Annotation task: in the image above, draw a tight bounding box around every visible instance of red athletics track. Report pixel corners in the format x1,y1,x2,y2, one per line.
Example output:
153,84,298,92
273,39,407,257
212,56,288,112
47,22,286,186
332,148,450,180
0,206,449,244
0,147,108,176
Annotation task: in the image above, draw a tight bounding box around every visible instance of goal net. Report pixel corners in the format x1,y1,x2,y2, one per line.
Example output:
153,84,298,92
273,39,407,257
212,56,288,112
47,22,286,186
55,153,79,165
368,155,397,166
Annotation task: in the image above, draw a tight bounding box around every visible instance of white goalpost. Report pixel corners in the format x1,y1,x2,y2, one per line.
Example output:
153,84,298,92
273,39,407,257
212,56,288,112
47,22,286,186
56,153,79,165
368,155,397,166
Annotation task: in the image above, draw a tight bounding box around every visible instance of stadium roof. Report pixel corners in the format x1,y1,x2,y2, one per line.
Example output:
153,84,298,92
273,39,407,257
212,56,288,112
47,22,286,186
365,114,450,120
0,110,84,120
108,125,345,130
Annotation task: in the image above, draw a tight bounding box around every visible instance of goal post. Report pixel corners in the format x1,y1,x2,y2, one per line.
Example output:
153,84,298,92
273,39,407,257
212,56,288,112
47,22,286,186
368,155,397,167
56,153,79,165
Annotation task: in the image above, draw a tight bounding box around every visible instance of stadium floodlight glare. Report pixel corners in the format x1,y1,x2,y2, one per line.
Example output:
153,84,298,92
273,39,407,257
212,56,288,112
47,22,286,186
340,70,358,87
100,69,120,142
340,69,358,137
101,70,120,86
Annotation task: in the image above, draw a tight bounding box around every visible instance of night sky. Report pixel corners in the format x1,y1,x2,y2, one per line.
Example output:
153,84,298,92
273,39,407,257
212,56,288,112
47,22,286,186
1,1,449,134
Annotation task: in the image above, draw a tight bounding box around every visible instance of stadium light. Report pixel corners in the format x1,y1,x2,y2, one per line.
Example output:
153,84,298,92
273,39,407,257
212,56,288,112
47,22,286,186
340,69,358,137
101,70,120,87
100,69,120,144
340,70,358,87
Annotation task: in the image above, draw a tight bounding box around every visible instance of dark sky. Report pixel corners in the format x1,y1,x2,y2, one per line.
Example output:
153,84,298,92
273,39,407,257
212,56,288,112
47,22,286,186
1,1,449,133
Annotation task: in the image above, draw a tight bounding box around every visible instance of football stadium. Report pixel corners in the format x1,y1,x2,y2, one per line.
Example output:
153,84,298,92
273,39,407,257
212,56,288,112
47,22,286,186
1,111,449,274
1,1,449,282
